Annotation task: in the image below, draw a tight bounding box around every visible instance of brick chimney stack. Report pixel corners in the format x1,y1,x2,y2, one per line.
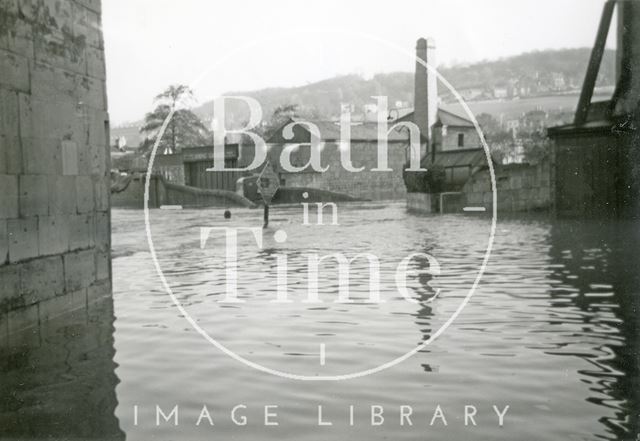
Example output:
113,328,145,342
414,37,438,158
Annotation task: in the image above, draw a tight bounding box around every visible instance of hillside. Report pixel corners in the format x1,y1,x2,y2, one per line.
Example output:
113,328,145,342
190,48,616,125
113,48,617,145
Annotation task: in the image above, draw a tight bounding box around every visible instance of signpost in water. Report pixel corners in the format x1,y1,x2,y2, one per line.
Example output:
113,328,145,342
257,161,280,228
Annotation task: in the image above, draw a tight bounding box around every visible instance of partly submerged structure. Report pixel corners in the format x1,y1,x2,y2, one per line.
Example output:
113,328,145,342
395,38,486,190
548,0,640,219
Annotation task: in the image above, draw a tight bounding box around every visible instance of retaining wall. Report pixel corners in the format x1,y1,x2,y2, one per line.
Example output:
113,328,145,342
463,159,552,212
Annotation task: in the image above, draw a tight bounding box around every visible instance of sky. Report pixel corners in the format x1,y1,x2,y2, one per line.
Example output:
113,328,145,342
103,0,615,125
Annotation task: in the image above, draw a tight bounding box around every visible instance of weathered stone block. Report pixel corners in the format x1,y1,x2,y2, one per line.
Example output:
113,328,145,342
94,176,108,210
30,62,73,102
44,0,74,31
0,137,8,174
87,280,110,306
32,0,87,75
0,264,20,310
36,33,86,74
16,0,36,22
0,219,8,265
0,88,19,138
17,90,32,138
29,96,85,142
94,210,109,251
0,174,19,219
21,137,62,175
87,108,108,147
19,255,65,304
0,134,22,174
38,288,86,322
76,137,93,174
0,12,34,59
61,139,78,175
86,45,105,79
93,142,109,176
63,249,95,292
7,217,38,262
82,77,107,110
95,248,109,281
19,174,49,216
0,49,30,92
6,303,38,335
38,215,70,256
0,0,19,22
68,213,92,250
48,175,77,214
73,3,102,49
76,175,93,213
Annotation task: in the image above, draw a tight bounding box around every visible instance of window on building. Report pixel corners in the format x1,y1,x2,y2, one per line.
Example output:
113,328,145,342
458,133,465,148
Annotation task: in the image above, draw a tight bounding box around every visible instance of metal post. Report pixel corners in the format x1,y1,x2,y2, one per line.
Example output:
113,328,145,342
263,204,269,228
574,0,616,125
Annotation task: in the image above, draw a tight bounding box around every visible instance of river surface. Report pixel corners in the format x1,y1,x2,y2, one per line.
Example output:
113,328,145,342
1,202,639,440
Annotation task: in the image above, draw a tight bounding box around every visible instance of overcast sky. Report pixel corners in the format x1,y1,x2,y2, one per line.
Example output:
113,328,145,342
103,0,615,125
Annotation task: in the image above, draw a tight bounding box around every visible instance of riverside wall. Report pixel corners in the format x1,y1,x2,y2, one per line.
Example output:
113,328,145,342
0,0,111,336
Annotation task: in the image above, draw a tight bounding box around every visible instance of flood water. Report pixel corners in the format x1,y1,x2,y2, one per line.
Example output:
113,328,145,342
1,202,639,440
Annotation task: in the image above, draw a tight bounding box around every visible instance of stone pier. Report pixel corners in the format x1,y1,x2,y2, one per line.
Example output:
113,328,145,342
0,0,111,337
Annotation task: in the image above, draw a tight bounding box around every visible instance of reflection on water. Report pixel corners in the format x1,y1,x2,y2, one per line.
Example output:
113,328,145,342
1,203,639,440
548,220,640,439
0,296,124,440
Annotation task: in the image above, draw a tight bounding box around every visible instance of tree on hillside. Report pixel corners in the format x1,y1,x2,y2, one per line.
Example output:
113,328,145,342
261,103,299,139
140,84,211,155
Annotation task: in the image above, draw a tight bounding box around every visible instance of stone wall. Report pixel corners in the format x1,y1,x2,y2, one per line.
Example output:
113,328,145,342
463,159,552,212
406,192,435,213
280,141,408,201
0,0,110,334
433,125,480,151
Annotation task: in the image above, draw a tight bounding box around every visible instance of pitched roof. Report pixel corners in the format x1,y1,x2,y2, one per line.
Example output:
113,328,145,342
435,108,475,127
395,107,475,128
268,118,409,143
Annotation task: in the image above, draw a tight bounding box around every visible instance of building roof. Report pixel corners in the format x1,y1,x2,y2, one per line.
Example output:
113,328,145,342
435,108,475,127
268,118,409,143
428,148,488,168
395,107,475,128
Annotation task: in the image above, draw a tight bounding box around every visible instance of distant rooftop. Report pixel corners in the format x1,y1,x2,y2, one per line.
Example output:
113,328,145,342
268,118,410,143
394,107,475,128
